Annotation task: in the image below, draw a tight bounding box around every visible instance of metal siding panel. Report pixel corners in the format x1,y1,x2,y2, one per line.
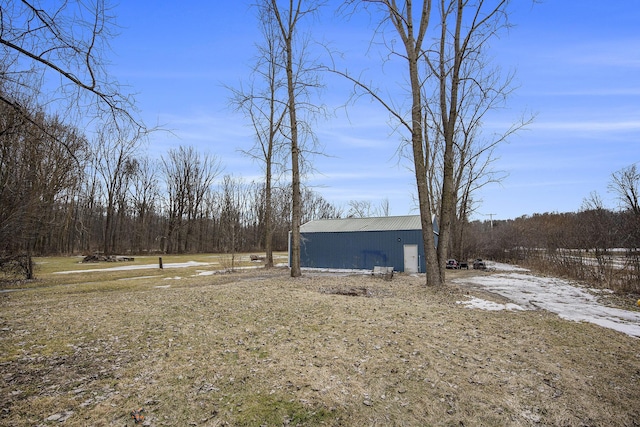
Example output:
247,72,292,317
300,229,426,272
301,215,423,233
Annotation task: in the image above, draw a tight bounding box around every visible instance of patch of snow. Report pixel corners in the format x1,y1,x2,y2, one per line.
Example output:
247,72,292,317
302,267,374,276
590,288,614,294
457,296,526,311
454,271,640,338
196,270,215,276
154,285,171,288
489,262,530,272
192,265,265,276
53,261,212,274
230,265,264,271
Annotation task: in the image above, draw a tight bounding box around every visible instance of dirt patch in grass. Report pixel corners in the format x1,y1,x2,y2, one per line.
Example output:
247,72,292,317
1,267,639,426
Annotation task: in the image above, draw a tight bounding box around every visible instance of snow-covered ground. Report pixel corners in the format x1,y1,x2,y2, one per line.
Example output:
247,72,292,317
53,260,214,274
454,262,640,338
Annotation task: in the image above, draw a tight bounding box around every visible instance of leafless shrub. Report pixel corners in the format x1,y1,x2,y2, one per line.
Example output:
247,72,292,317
520,249,639,294
0,254,33,280
320,286,371,297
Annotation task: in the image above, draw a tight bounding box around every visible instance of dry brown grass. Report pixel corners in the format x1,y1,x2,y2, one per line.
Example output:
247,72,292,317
1,261,639,426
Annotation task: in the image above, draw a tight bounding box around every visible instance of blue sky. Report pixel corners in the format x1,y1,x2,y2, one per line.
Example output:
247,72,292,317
109,1,640,220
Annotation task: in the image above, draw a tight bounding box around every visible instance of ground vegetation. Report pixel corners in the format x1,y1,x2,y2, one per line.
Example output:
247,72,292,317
1,260,638,426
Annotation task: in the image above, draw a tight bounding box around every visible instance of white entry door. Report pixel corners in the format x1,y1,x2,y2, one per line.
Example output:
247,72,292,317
403,244,418,273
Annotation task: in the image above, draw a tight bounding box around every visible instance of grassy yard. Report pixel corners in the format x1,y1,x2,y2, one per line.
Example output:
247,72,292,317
1,255,639,426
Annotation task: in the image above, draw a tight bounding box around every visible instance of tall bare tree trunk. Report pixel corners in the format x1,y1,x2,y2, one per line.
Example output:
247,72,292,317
265,165,274,268
388,0,442,286
286,39,302,278
409,48,441,286
270,0,315,278
435,0,462,282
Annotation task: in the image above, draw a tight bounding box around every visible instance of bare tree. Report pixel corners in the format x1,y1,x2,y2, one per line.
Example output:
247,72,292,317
609,164,640,254
0,0,144,142
425,0,518,281
129,156,160,253
421,15,532,261
160,146,223,254
271,185,293,249
186,151,222,252
337,0,521,285
338,0,441,285
218,175,250,268
268,0,325,277
302,187,343,222
0,97,87,277
230,1,289,268
92,123,141,254
581,191,605,212
347,198,390,217
347,200,373,218
610,164,640,215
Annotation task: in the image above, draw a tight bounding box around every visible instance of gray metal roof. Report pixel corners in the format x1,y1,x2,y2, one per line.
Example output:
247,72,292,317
300,215,423,233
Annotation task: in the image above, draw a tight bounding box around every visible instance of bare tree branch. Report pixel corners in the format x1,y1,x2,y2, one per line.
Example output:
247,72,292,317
0,0,144,134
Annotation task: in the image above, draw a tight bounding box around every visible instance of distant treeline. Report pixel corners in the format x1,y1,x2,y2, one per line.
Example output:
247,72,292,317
0,98,341,259
460,211,640,293
465,210,638,258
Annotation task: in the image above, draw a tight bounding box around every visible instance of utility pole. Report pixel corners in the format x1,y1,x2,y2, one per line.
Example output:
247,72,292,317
484,213,497,229
483,213,497,236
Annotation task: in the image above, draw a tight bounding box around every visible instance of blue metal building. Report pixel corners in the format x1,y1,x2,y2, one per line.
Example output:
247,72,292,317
289,215,438,273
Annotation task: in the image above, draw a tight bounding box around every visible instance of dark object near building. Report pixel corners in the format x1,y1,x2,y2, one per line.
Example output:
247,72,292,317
459,260,469,269
291,215,439,273
82,254,134,263
372,266,394,280
446,259,459,269
473,259,486,270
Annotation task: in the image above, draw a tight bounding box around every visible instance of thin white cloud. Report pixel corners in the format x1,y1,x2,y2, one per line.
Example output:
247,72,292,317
320,131,390,149
523,88,640,97
529,120,640,132
562,40,640,68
